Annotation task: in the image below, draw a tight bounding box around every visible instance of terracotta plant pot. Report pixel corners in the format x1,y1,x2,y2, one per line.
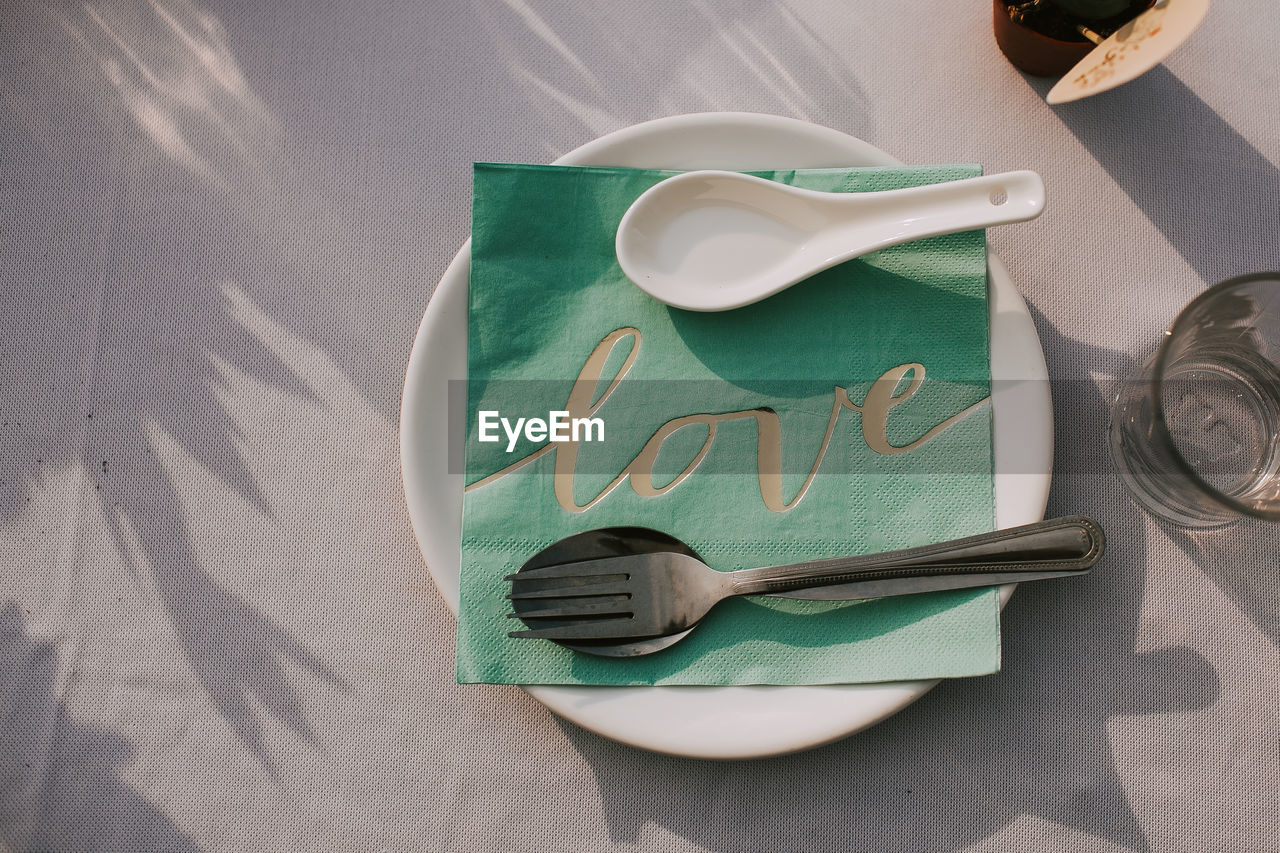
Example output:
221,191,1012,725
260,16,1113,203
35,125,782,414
992,0,1093,77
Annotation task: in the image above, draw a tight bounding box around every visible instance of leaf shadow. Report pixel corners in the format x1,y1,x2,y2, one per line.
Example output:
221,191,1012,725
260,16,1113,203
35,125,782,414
1,0,349,771
0,602,202,851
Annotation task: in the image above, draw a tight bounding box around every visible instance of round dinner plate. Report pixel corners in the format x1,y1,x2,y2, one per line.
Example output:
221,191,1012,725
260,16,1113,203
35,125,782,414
400,113,1053,758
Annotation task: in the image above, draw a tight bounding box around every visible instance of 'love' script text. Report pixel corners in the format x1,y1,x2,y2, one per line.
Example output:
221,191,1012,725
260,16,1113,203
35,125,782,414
465,328,989,513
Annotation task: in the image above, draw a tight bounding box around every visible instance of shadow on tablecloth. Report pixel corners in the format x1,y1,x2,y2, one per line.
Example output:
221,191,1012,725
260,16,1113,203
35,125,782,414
0,603,200,852
1040,65,1280,293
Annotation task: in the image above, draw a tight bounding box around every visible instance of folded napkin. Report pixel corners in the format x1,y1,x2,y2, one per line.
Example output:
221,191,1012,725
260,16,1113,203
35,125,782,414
457,162,998,686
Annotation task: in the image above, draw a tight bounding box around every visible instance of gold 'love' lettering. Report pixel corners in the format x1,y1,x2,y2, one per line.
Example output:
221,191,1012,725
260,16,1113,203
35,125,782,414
465,328,989,513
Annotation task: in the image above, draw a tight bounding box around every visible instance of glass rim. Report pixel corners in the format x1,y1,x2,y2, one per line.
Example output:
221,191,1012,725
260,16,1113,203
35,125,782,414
1149,271,1280,521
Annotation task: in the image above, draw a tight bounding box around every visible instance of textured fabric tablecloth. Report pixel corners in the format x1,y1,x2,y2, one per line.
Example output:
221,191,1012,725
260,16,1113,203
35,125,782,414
2,1,1278,851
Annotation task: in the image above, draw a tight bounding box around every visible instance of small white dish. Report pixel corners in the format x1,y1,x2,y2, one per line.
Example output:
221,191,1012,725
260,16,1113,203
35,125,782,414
399,112,1053,758
615,168,1045,311
1046,0,1211,105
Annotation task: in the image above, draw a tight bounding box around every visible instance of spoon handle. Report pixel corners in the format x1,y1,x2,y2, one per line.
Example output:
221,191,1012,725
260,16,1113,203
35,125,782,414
726,515,1103,598
819,170,1046,250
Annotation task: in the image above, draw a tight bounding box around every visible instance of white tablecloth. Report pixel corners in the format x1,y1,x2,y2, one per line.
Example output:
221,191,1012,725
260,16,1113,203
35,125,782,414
2,1,1278,850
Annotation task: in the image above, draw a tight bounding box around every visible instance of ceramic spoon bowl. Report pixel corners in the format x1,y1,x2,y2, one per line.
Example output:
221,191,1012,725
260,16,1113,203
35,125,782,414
616,169,1045,311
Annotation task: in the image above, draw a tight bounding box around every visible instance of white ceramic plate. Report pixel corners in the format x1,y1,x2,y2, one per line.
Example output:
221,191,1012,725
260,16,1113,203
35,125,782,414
400,113,1053,758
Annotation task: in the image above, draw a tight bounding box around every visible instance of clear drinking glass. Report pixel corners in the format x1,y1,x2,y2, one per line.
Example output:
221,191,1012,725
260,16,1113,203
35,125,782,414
1110,272,1280,527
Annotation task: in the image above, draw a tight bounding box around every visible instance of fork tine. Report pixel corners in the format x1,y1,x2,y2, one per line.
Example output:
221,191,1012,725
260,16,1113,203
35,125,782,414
506,579,630,599
503,556,638,582
507,616,641,641
506,594,632,620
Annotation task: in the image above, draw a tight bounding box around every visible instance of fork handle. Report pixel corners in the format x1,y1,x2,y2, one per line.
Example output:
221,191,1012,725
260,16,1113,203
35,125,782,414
726,516,1104,597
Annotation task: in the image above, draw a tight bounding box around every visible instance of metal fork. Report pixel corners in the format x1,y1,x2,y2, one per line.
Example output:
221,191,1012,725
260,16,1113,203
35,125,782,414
507,515,1104,649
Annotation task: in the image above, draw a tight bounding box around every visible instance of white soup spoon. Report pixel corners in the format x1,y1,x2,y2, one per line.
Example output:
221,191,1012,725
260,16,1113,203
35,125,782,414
615,169,1045,311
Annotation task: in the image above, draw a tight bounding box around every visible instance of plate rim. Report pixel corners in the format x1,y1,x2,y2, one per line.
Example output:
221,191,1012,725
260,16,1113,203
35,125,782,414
399,111,1053,758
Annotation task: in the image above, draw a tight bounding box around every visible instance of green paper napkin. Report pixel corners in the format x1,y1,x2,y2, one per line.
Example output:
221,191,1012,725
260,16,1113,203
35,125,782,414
458,162,998,686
